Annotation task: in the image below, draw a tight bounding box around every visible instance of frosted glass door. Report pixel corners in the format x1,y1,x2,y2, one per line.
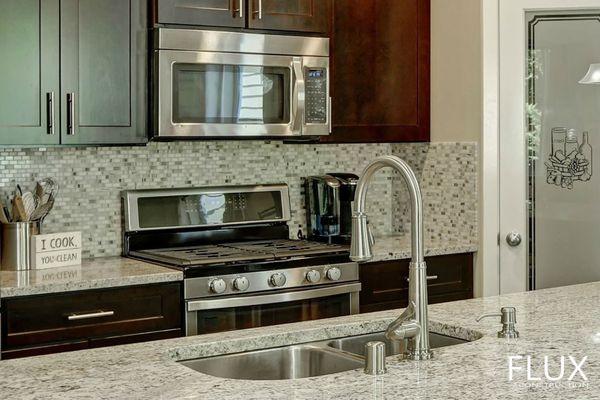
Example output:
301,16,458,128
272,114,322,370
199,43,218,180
527,12,600,289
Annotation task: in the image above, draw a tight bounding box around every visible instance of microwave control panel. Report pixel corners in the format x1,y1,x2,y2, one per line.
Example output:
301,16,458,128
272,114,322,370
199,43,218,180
305,69,328,124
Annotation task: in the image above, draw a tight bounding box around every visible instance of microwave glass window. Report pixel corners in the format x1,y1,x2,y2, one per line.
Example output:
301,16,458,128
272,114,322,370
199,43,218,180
172,64,290,124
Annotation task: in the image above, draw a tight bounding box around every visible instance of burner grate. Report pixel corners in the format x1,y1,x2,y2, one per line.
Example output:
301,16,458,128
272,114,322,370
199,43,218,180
133,240,348,267
225,240,348,258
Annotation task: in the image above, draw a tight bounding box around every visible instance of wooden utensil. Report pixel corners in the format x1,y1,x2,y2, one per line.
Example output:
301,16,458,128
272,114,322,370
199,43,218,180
12,195,27,222
0,201,9,224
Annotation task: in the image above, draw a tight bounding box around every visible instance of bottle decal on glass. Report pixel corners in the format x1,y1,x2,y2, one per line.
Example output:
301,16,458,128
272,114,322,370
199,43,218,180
579,131,592,181
546,127,593,189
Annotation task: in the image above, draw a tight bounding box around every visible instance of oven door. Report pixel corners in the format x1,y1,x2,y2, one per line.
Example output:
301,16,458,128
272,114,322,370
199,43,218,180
156,50,304,138
185,283,360,336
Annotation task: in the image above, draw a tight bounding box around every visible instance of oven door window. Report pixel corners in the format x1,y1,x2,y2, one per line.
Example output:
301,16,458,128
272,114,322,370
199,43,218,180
194,293,351,335
172,63,291,124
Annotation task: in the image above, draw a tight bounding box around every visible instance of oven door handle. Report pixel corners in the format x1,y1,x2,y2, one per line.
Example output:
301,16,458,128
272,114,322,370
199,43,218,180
187,283,361,312
291,57,305,135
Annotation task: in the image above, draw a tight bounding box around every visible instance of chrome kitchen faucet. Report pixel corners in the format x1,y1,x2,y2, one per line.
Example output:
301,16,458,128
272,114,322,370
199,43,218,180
350,155,432,360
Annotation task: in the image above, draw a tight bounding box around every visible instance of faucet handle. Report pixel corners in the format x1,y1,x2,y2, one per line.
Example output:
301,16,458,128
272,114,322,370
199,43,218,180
476,307,519,339
366,218,375,247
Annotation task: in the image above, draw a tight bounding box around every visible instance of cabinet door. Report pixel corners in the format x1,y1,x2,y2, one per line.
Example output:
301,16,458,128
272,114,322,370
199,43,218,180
325,0,430,143
0,0,60,145
2,283,182,358
359,253,473,313
60,0,147,145
156,0,245,28
248,0,331,34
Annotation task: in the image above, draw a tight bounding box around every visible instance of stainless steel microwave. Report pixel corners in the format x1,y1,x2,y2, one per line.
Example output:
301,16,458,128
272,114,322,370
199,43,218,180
153,29,331,138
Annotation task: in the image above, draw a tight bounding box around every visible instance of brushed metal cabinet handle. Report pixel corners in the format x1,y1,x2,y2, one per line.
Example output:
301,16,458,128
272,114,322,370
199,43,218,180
67,310,115,321
46,92,55,135
253,0,262,19
67,92,75,135
406,275,438,283
238,0,243,18
328,96,332,134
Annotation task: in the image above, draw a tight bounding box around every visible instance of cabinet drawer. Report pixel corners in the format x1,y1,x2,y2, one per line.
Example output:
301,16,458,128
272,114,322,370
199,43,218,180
3,283,181,349
359,253,473,313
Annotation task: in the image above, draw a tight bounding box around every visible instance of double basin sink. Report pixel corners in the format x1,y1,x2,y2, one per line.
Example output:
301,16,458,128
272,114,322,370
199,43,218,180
179,331,468,380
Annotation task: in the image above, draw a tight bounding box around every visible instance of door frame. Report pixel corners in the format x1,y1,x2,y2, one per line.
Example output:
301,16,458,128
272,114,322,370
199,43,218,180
481,0,500,296
482,0,600,294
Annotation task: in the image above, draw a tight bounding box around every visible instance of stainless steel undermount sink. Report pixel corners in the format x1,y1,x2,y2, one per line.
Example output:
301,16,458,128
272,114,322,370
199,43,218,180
326,331,468,357
179,331,469,380
179,344,364,380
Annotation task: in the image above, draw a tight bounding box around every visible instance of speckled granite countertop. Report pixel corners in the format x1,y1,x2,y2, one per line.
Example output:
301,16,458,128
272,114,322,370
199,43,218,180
370,235,478,262
0,257,182,298
0,236,474,299
2,282,598,399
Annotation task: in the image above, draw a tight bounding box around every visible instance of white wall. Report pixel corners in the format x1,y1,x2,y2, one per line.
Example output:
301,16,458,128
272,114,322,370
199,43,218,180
430,0,482,143
431,0,485,296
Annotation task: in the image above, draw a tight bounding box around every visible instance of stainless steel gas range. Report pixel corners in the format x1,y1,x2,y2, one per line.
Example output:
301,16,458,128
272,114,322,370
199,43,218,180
122,184,360,336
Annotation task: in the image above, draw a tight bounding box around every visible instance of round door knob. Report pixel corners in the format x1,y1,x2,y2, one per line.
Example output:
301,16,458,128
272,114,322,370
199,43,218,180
209,278,227,294
305,269,321,283
506,232,522,247
232,276,250,292
269,272,287,287
326,267,342,281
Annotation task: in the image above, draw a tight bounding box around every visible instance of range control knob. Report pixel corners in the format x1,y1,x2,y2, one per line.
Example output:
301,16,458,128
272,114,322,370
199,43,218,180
269,272,287,287
209,278,227,294
233,276,250,292
305,269,322,283
326,267,342,281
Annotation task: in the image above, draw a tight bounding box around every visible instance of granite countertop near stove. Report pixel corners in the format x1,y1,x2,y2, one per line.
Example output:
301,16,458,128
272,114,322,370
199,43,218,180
370,234,478,262
0,257,182,298
2,281,598,399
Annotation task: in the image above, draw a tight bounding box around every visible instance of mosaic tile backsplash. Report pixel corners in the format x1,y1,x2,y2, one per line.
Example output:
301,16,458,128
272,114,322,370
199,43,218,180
0,141,477,258
390,143,478,245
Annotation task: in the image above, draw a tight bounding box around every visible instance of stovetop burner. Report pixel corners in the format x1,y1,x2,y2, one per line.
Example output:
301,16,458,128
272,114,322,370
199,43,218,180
131,239,348,267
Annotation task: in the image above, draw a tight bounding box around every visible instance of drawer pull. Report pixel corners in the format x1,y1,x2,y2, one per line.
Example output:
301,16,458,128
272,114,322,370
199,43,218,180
67,310,115,321
406,275,438,283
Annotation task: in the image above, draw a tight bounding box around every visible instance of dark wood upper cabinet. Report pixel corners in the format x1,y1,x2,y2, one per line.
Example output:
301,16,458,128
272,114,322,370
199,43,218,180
248,0,331,34
156,0,244,28
153,0,331,34
0,0,147,146
325,0,430,143
60,0,148,145
0,0,60,146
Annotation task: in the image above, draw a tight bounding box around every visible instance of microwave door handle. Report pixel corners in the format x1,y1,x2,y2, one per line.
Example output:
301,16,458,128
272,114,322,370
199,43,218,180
291,57,305,134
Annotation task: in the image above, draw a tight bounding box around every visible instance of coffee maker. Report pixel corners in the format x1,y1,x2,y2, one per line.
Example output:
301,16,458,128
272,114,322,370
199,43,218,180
305,173,359,244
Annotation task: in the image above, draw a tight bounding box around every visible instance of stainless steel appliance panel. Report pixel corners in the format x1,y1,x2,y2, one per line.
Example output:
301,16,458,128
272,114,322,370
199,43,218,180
184,262,359,298
185,283,360,336
158,51,298,138
122,184,291,232
155,28,329,56
154,29,330,138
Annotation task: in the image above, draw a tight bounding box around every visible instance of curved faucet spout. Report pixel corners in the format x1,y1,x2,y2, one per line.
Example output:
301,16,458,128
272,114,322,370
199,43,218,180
350,155,432,360
352,155,424,263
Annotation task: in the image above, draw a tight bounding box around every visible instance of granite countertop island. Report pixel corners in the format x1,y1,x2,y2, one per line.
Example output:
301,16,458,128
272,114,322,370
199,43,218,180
1,282,597,399
0,257,182,298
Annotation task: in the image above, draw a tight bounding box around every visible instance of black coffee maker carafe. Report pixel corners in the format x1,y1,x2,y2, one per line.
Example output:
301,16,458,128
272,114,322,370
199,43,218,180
305,173,359,244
